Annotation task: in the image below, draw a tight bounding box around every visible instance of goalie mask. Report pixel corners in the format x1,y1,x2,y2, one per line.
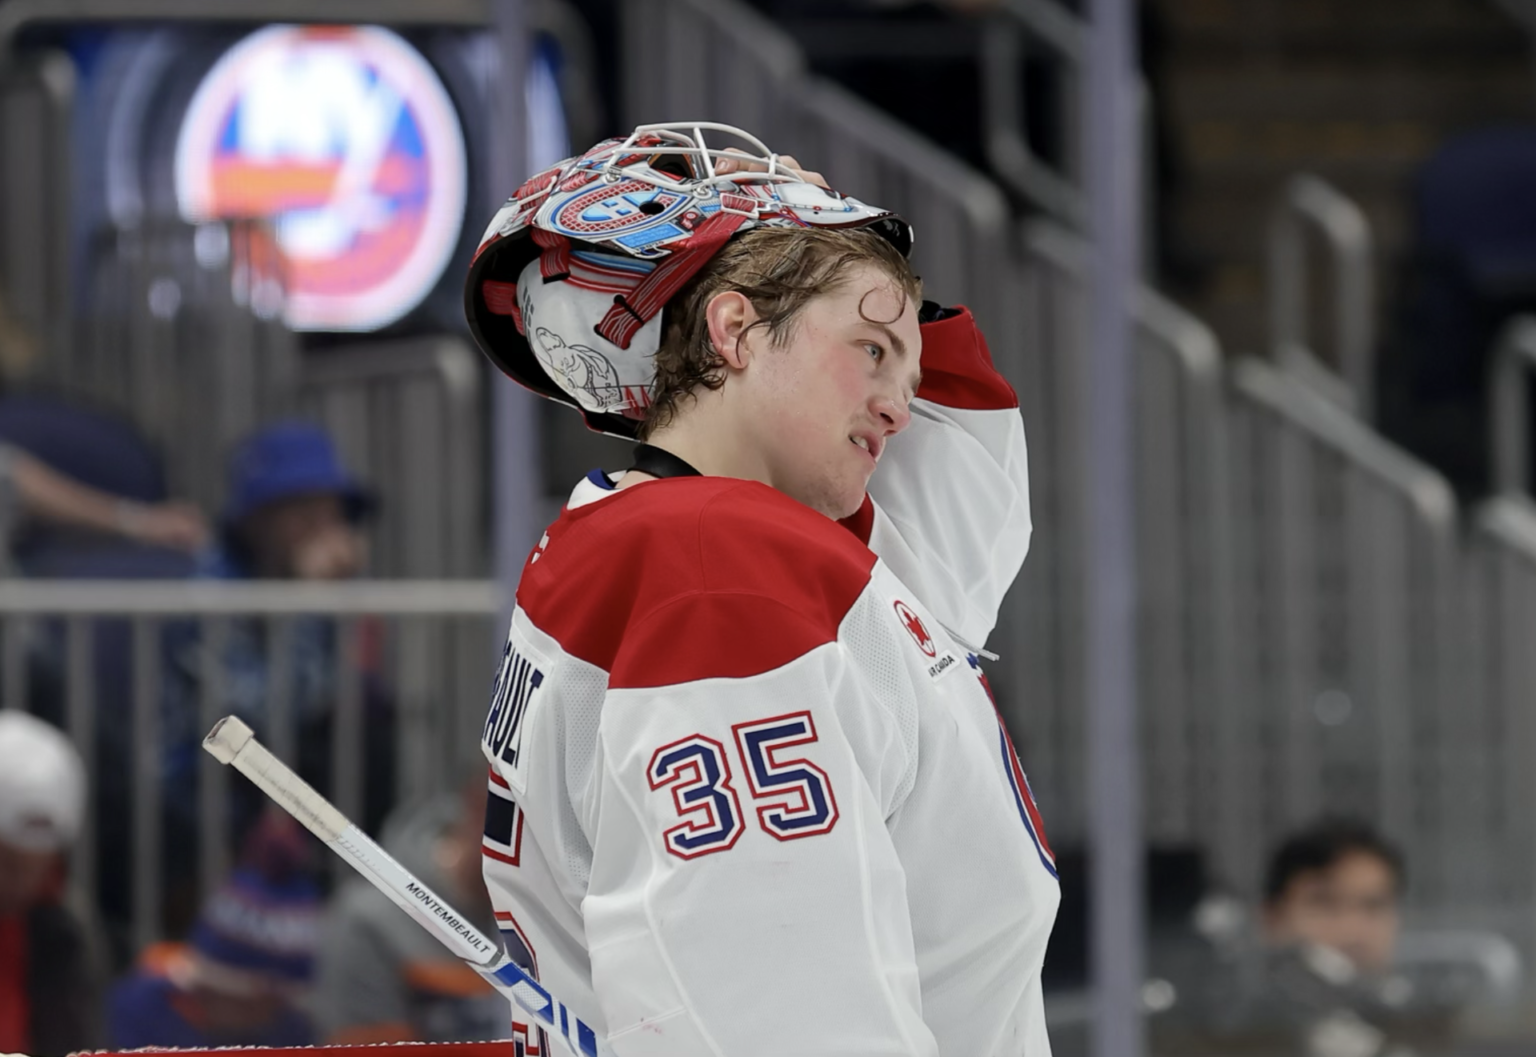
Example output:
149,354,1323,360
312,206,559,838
465,122,913,437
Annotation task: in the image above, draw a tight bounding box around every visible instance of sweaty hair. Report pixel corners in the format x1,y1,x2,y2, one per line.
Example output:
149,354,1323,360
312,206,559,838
639,226,922,439
1263,818,1406,903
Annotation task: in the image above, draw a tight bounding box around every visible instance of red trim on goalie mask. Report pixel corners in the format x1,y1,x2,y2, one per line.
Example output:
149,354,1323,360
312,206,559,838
719,192,760,215
596,210,751,349
516,168,560,201
483,279,521,326
532,229,572,280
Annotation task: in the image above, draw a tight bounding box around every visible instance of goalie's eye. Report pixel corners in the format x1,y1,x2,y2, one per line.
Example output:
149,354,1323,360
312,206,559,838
864,342,885,362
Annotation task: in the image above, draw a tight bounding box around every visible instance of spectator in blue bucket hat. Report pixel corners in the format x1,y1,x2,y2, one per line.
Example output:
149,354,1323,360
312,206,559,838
215,420,376,581
159,421,391,897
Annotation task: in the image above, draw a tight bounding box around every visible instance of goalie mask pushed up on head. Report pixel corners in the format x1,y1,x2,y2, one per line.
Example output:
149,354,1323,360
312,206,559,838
465,122,913,437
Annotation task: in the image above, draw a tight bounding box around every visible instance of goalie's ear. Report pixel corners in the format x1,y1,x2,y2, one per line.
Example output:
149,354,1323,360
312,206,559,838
705,290,759,369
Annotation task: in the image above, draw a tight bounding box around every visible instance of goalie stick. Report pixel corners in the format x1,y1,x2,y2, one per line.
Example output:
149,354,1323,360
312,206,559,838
203,715,612,1057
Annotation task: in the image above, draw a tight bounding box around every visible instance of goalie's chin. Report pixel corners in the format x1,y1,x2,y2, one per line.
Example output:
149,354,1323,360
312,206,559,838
813,477,874,522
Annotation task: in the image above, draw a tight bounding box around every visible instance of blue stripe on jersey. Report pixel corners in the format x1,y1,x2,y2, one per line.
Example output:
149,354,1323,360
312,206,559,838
999,726,1059,879
585,469,616,491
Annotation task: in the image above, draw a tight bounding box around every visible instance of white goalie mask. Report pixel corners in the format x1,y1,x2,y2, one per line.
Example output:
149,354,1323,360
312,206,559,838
465,122,913,437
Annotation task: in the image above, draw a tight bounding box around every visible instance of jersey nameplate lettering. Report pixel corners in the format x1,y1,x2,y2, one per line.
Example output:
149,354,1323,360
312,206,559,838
481,628,550,796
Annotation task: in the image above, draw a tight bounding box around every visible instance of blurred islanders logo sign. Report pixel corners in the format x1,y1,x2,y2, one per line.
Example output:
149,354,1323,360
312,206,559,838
175,25,468,331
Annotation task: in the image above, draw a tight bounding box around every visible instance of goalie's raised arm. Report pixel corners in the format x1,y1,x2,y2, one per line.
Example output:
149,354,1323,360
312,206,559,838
850,304,1031,653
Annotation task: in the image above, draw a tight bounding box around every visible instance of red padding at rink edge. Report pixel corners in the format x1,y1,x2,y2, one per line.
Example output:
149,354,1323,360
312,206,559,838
915,305,1019,411
85,1043,516,1057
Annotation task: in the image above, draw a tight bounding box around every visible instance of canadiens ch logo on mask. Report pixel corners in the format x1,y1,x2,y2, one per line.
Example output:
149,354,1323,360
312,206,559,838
893,599,960,681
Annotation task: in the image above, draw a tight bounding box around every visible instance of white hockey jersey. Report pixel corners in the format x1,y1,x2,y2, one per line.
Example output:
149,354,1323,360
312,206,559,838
479,307,1059,1056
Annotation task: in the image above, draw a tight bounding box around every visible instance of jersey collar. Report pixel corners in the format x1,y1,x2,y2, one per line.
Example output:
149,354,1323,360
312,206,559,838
567,469,622,510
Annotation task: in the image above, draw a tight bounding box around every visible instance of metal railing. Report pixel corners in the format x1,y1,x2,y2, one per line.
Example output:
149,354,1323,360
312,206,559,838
0,579,501,955
1224,358,1461,898
1460,318,1536,949
983,0,1088,226
1267,173,1377,419
0,50,73,371
300,336,489,578
1490,316,1536,499
62,218,300,513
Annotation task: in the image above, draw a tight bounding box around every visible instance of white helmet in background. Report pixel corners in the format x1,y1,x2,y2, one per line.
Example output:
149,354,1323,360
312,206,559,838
0,711,86,853
465,122,913,438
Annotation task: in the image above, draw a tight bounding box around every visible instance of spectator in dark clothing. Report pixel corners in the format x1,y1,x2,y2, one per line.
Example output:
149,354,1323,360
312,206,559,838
167,421,379,795
0,440,207,571
107,811,321,1048
315,774,508,1043
1189,820,1464,1057
0,711,100,1057
158,421,392,904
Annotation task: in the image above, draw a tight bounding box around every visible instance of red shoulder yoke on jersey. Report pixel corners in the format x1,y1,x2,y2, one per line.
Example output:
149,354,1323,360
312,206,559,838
517,478,876,689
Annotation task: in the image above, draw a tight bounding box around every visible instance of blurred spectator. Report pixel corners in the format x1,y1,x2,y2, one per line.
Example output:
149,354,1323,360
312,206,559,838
208,420,374,582
0,395,212,961
0,442,208,570
0,394,211,581
0,711,100,1057
1191,819,1463,1057
1379,126,1536,501
315,773,508,1043
158,421,391,900
107,810,320,1048
1262,818,1404,977
168,421,377,748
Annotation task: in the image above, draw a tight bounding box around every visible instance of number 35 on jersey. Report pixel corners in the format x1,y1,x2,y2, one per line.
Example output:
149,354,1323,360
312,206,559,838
647,710,839,861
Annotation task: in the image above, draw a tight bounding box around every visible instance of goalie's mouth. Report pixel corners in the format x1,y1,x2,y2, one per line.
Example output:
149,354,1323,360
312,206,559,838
850,433,883,462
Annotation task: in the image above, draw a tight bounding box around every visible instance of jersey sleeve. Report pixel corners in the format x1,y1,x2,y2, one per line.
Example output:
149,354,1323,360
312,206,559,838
851,306,1030,651
578,592,936,1057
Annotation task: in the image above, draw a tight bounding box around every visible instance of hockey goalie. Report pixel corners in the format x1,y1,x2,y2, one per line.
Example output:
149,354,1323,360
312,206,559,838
463,122,1060,1056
